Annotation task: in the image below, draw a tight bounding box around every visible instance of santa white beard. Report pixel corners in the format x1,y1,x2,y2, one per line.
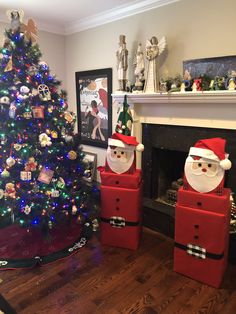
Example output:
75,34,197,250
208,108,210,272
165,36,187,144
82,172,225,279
184,156,224,193
106,146,134,174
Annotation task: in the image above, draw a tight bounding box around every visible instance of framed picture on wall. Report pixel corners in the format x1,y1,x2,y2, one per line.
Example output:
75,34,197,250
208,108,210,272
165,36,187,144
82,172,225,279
75,68,112,148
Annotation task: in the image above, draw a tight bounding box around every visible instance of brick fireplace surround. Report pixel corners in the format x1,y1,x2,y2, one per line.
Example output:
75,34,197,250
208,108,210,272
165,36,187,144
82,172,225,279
113,91,236,261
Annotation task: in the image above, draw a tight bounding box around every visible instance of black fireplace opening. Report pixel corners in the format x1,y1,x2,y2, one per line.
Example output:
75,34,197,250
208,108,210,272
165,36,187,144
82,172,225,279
153,148,187,206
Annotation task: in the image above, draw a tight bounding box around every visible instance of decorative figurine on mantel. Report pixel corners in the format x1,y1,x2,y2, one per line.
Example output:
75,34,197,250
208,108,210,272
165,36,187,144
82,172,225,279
143,36,166,93
116,34,128,92
181,69,192,92
115,94,133,135
226,71,236,91
191,79,202,92
133,43,145,93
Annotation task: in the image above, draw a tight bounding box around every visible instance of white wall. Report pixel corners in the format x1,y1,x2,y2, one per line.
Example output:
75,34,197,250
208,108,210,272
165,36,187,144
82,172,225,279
65,0,236,174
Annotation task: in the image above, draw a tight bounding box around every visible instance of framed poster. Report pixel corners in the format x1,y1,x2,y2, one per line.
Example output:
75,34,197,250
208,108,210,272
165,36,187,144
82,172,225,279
75,68,112,148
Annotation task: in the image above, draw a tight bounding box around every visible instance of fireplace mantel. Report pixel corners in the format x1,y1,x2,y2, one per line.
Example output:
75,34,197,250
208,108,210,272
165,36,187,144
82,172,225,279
112,91,236,105
112,91,236,167
112,91,236,130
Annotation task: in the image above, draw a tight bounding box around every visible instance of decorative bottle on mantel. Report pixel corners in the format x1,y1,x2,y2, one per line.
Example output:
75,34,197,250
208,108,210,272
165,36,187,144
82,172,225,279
143,36,166,93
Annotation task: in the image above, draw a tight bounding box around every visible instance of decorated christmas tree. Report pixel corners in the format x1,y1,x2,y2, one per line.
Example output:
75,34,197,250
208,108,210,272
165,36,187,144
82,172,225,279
0,10,99,237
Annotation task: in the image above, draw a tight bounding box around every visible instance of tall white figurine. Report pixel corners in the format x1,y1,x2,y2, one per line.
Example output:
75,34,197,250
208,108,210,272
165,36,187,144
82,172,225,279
116,35,128,92
133,43,145,92
144,36,166,93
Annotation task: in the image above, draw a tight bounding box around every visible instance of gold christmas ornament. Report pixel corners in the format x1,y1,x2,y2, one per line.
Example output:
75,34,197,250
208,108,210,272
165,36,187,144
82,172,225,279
48,105,54,113
4,56,13,72
64,112,74,123
68,150,77,160
51,131,58,139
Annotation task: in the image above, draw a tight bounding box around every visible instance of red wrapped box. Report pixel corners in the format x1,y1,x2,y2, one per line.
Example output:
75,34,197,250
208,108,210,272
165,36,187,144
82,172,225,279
100,183,142,250
174,202,230,288
177,187,231,214
99,167,142,189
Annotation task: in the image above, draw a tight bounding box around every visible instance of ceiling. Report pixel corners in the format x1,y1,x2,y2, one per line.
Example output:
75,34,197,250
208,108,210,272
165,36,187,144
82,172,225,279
0,0,179,35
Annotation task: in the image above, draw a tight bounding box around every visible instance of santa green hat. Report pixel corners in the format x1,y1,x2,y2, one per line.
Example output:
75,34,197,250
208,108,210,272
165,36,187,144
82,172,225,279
108,133,144,152
189,137,232,170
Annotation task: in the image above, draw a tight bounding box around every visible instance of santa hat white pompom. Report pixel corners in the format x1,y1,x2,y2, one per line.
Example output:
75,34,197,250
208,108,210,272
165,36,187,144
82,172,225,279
220,158,232,170
136,143,144,152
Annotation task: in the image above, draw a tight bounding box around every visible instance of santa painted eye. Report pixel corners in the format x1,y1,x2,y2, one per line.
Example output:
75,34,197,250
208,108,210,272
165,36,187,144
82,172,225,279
198,163,202,167
208,164,212,168
121,151,124,155
114,151,117,155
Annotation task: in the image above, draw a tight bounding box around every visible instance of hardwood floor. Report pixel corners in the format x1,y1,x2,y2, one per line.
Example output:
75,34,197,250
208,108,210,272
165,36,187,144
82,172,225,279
0,228,236,314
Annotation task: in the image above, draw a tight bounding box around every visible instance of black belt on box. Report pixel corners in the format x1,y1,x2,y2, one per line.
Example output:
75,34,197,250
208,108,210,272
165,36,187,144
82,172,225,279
174,242,224,260
101,216,140,228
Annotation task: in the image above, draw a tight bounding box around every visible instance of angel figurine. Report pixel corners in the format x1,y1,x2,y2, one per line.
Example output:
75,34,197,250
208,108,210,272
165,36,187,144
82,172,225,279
144,36,166,93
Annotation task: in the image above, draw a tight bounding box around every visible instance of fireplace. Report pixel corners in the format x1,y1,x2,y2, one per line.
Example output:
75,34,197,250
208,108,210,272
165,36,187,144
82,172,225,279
112,91,236,262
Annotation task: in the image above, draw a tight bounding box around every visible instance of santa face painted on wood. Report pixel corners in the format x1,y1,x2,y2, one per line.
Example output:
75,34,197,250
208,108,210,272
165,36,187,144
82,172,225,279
184,138,231,193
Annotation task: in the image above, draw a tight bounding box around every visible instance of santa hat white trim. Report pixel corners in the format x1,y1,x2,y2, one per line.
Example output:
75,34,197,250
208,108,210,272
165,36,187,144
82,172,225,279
189,147,232,170
189,147,220,162
108,138,134,151
108,136,144,152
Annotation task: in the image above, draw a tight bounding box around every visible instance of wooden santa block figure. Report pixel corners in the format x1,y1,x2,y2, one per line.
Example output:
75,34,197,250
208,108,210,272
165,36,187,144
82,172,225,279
174,137,232,288
100,133,144,250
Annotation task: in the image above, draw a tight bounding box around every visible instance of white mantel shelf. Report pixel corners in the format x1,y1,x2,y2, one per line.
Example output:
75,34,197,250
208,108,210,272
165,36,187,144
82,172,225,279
112,91,236,104
112,91,236,168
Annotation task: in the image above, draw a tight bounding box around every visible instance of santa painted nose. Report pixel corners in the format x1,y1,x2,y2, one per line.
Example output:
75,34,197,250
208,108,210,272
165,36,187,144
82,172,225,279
202,168,207,172
117,155,121,158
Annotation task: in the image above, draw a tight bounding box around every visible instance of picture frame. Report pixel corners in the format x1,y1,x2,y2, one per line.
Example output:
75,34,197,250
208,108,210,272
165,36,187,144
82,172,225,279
183,55,236,79
75,68,112,148
82,152,97,183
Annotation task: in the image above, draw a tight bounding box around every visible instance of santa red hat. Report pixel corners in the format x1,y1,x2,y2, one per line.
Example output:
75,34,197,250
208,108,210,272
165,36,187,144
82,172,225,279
108,133,144,152
188,137,232,170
